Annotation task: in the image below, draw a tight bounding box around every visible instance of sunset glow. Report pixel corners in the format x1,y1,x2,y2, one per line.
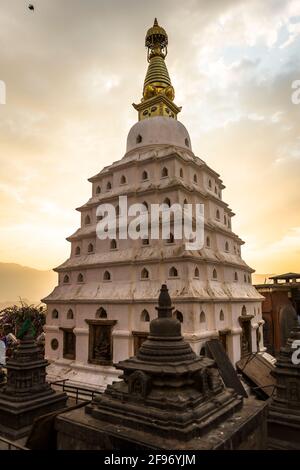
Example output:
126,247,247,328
0,0,299,277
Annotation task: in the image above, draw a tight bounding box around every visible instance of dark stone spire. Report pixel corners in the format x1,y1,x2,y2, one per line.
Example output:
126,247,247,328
133,19,181,121
268,325,300,449
0,320,67,440
157,284,172,312
137,284,195,363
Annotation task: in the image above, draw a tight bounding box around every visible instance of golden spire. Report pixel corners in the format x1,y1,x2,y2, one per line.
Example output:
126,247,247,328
133,19,181,121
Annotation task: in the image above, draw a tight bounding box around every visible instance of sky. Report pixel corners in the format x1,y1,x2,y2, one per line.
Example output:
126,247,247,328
0,0,299,276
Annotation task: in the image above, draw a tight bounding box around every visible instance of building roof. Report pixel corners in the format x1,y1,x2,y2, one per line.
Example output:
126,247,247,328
269,272,300,280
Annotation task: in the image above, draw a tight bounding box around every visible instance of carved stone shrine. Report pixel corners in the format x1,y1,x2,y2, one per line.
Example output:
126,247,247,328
56,285,267,450
0,328,67,440
268,325,300,449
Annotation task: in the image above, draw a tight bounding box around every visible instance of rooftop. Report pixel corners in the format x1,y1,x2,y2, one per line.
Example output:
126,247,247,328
269,272,300,280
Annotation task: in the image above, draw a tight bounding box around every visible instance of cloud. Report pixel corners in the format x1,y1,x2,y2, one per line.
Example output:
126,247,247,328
280,19,300,48
0,0,299,275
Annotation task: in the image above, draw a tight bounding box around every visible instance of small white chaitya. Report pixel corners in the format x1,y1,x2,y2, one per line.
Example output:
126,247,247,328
43,19,264,390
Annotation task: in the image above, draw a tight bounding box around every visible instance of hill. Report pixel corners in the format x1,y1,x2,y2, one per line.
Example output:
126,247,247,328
0,263,57,308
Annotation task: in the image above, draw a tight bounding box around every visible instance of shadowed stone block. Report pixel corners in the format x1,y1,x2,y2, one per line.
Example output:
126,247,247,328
0,330,67,440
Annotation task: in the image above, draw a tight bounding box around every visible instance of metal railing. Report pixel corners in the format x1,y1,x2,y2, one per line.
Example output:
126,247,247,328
49,379,102,403
0,435,28,451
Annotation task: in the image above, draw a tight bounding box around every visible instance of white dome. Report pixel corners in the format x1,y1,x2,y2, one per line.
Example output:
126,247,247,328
126,116,192,153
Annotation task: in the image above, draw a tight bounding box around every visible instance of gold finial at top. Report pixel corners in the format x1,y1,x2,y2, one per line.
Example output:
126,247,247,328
133,19,181,121
145,18,168,61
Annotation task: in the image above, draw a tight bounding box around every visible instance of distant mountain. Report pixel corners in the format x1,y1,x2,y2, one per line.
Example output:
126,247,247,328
0,263,57,308
0,263,276,310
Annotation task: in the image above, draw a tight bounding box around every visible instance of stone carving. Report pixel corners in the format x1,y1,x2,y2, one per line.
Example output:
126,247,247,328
94,327,111,361
194,368,209,396
86,320,117,365
207,368,223,393
128,370,151,398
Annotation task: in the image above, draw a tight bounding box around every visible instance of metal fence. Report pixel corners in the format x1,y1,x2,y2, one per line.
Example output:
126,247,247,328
49,379,102,403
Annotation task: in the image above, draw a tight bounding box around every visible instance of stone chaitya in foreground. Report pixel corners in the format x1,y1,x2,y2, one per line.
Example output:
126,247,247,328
0,320,67,440
268,325,300,449
55,285,267,450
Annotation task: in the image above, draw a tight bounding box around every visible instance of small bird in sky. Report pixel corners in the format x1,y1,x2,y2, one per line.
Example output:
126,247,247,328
28,4,34,11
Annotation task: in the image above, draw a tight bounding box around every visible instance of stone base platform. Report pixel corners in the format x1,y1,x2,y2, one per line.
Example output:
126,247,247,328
55,398,267,450
0,391,67,440
268,413,300,450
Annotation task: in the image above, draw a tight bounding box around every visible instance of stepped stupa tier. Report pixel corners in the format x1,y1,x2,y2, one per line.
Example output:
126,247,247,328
43,19,264,390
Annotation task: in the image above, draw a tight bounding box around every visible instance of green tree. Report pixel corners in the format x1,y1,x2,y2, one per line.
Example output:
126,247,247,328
0,301,46,339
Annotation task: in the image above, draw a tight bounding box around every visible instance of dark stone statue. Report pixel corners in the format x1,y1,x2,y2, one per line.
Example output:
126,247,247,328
0,315,67,440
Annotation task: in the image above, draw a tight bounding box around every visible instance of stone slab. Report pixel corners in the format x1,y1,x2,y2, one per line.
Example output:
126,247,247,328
237,353,275,397
206,339,248,398
0,391,67,440
55,397,268,450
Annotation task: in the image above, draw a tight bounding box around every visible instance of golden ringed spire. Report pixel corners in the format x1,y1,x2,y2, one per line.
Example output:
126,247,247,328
133,19,181,121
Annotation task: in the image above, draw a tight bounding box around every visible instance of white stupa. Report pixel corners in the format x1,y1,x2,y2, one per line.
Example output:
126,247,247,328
43,19,264,390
